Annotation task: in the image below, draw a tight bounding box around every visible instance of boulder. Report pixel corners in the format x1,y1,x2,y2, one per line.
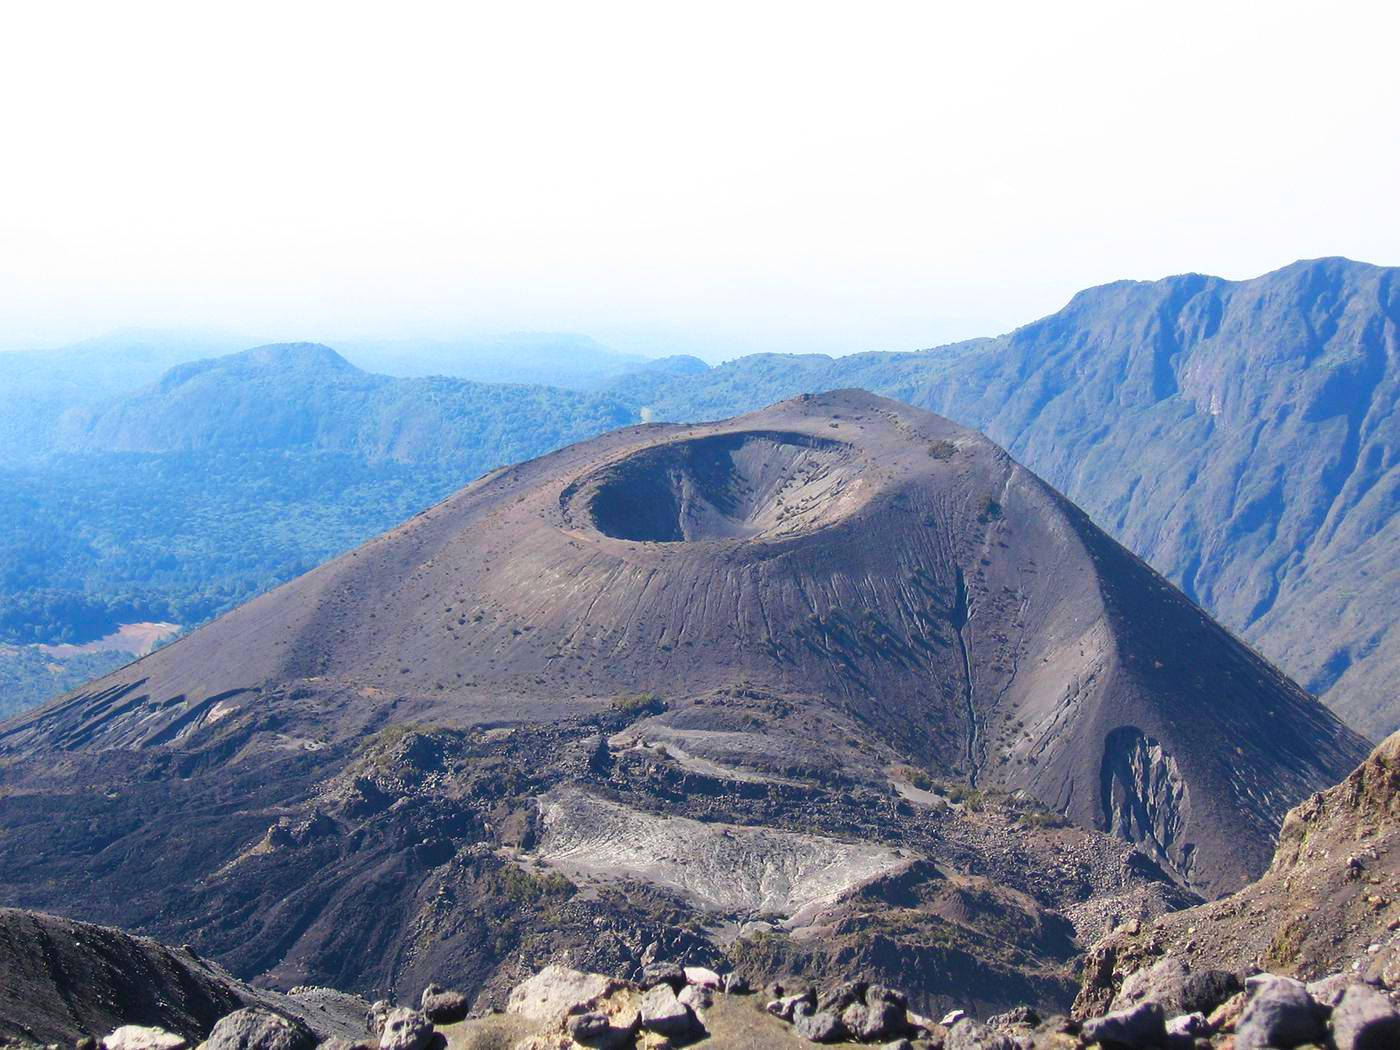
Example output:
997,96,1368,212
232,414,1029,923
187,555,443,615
1164,1012,1209,1038
205,1009,314,1050
986,1006,1039,1030
1178,969,1240,1016
638,984,698,1038
792,1003,846,1043
842,987,908,1042
564,1010,634,1050
377,1009,433,1050
365,1002,393,1038
640,961,685,991
1234,975,1325,1050
682,966,721,989
506,965,620,1025
721,972,750,995
418,984,469,1025
101,1027,187,1050
677,984,712,1013
1112,956,1191,1013
943,1018,1018,1050
1308,972,1360,1007
1330,984,1400,1050
1079,1000,1166,1048
817,980,868,1014
766,990,816,1022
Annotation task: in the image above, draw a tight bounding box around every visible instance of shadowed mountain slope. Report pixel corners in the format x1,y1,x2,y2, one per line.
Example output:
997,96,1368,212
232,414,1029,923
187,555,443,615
0,907,363,1044
615,259,1400,737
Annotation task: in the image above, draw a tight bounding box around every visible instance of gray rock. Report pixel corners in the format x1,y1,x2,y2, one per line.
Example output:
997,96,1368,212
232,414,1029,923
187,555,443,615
881,1041,914,1050
944,1018,1018,1050
506,965,619,1024
365,1002,393,1038
377,1009,433,1050
1164,1012,1209,1038
721,972,750,995
101,1028,187,1050
817,980,868,1014
1178,970,1240,1016
1079,1000,1166,1048
638,984,698,1038
564,1011,634,1050
766,990,815,1021
1307,972,1359,1008
682,966,721,989
1330,984,1400,1050
205,1009,313,1050
1113,956,1192,1014
792,1003,846,1043
641,961,685,991
987,1005,1040,1030
677,984,712,1013
1235,975,1324,1050
418,984,468,1025
842,990,908,1042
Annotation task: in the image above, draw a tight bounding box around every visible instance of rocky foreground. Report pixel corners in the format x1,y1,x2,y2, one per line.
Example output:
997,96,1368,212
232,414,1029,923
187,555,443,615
8,949,1400,1050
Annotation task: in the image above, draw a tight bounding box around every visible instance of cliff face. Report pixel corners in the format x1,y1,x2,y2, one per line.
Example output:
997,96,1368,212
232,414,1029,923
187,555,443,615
1076,731,1400,1017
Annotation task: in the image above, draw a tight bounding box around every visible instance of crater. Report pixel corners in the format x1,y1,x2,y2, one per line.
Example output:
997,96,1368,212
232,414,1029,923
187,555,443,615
579,431,864,543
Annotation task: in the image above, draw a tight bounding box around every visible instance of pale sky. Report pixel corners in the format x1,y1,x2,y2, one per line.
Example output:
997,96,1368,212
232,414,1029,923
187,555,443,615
2,1,1397,360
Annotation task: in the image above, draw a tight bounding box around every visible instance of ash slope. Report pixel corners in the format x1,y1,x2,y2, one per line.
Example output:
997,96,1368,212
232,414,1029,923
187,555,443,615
1,391,1364,896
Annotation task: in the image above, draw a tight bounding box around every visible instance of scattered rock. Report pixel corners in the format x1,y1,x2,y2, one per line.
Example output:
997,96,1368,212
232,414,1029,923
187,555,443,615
377,1009,433,1050
101,1028,187,1050
507,965,621,1024
419,984,469,1025
1330,984,1400,1050
1079,1000,1166,1049
204,1009,313,1050
638,984,698,1038
1234,975,1324,1050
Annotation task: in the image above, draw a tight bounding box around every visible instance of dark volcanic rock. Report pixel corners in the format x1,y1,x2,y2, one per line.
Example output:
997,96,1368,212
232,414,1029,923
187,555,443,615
204,1009,313,1050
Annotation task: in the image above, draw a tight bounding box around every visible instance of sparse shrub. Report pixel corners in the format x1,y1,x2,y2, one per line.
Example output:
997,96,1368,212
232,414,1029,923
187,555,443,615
928,440,957,460
611,691,666,714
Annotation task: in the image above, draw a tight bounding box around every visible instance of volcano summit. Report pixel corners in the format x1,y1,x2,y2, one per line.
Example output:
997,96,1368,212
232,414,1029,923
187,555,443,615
0,391,1367,1012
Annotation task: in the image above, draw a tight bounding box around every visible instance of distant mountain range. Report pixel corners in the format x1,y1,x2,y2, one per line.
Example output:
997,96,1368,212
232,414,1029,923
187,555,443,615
0,257,1395,737
606,258,1399,737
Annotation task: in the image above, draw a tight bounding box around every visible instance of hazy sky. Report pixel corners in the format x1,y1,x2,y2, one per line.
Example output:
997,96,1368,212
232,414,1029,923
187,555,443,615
2,1,1397,360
